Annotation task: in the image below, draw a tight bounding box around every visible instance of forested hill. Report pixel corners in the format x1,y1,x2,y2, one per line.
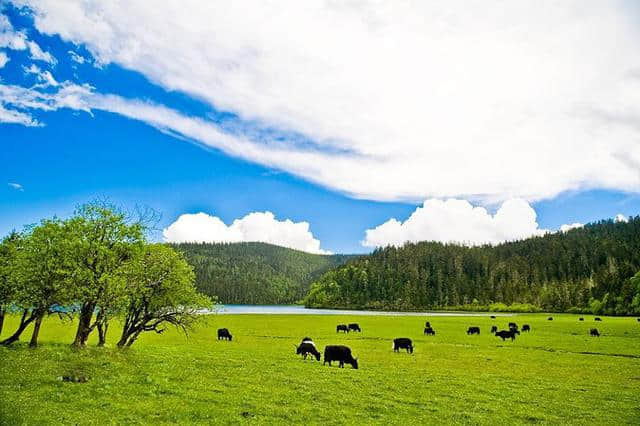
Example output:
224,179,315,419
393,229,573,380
304,217,640,315
170,242,352,304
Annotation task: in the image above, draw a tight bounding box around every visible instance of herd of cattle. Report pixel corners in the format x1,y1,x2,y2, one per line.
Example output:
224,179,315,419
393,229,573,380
216,316,613,369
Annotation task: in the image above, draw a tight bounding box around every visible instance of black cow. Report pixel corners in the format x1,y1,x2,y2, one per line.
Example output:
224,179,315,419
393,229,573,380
579,317,584,321
393,338,414,353
495,329,519,341
348,323,361,332
425,321,431,328
336,324,349,333
424,327,435,336
590,328,600,337
217,328,232,341
490,325,498,334
324,345,358,369
637,318,640,322
522,324,531,332
295,338,321,361
508,322,517,329
594,317,602,321
547,317,553,321
490,315,496,319
467,326,480,335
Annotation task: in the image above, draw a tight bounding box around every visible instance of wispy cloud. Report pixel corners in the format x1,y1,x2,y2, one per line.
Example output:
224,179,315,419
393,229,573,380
7,182,24,191
4,2,640,203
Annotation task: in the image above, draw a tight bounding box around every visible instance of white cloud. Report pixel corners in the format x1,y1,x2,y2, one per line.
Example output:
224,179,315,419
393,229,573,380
163,211,330,254
22,63,58,86
10,0,640,203
0,13,54,64
0,102,40,126
0,50,8,68
363,199,548,247
615,214,629,223
560,222,584,233
67,50,87,64
7,182,23,191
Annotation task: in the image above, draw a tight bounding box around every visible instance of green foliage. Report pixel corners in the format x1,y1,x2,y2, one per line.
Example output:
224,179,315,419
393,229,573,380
172,242,351,304
1,313,639,424
305,217,640,314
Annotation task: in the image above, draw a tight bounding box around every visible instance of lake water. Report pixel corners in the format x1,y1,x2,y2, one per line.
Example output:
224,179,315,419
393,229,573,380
213,304,512,316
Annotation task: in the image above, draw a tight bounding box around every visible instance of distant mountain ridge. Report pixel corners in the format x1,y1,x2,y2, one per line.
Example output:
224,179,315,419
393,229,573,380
170,242,353,304
304,217,640,315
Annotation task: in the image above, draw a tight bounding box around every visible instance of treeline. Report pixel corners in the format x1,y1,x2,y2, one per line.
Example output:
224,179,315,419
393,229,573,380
305,217,640,315
171,242,351,304
0,203,212,348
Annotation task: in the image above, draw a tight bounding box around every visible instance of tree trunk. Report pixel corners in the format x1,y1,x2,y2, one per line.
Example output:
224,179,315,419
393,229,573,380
29,312,45,348
0,306,5,337
0,309,36,346
97,319,108,347
72,302,95,347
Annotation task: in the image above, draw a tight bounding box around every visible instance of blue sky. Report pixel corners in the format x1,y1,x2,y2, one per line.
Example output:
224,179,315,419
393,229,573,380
1,2,639,254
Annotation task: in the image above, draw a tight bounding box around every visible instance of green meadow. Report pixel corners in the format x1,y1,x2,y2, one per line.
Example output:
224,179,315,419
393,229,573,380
1,313,639,425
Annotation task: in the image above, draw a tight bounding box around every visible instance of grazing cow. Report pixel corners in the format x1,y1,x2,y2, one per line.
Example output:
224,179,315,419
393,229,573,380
595,317,602,321
467,326,480,335
425,321,431,328
295,338,321,361
579,317,584,321
217,328,232,341
424,327,435,336
547,317,553,321
393,338,414,353
490,315,496,319
522,324,531,332
323,345,358,369
495,329,519,341
348,323,361,332
490,325,498,334
336,324,349,333
590,328,600,337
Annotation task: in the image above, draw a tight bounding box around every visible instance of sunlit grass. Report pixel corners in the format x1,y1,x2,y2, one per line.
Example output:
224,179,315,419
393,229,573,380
1,313,639,424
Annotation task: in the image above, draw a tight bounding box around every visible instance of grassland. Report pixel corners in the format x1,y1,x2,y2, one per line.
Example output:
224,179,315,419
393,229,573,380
1,313,639,425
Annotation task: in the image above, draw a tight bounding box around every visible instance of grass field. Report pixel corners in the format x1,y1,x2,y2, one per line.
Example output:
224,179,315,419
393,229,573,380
1,313,639,425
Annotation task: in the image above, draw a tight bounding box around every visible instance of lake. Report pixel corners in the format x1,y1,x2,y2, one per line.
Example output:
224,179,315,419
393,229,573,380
213,304,512,316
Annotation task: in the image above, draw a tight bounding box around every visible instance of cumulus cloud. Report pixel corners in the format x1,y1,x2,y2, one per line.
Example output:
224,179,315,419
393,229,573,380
9,0,640,203
163,211,330,254
67,50,87,64
7,182,23,191
363,199,548,247
560,223,584,233
0,50,8,68
615,214,629,223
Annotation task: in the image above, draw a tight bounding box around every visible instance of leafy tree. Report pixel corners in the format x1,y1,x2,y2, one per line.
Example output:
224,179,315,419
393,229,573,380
0,231,22,337
65,203,145,347
115,244,213,347
1,220,74,347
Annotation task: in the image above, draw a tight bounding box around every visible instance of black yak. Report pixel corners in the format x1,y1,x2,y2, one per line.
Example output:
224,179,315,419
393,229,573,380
324,345,358,369
424,327,435,336
590,328,600,337
522,324,530,332
295,338,321,361
348,323,361,332
595,317,602,321
579,317,584,321
217,328,232,341
490,325,498,334
495,329,519,341
336,324,349,333
393,338,414,353
547,317,553,321
467,326,480,335
490,315,496,319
